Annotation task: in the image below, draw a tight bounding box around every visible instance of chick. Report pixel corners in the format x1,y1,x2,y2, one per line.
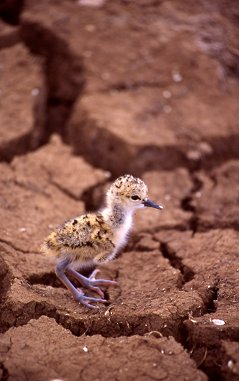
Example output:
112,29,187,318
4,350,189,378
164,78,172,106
41,174,163,308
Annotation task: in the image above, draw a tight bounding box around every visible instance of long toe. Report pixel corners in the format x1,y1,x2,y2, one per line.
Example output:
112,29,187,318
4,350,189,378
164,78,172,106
81,296,107,309
74,291,107,309
91,279,118,287
77,286,104,298
88,285,105,298
89,269,101,281
89,269,118,288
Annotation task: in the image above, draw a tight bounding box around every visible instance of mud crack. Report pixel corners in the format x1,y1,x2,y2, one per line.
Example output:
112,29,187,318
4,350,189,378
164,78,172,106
100,79,168,93
0,362,9,381
204,285,219,315
159,241,195,287
0,16,85,164
27,272,62,289
181,174,204,234
0,255,12,304
0,0,24,25
81,179,111,212
20,19,85,144
178,276,238,381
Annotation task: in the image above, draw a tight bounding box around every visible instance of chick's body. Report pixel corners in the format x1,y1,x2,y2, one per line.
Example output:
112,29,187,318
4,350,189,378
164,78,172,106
44,213,115,264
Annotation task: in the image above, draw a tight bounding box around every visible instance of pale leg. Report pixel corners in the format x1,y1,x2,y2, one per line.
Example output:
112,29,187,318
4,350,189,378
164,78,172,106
55,259,106,309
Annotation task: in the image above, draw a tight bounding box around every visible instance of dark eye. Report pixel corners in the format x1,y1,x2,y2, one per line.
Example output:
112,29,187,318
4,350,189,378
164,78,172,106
131,195,140,201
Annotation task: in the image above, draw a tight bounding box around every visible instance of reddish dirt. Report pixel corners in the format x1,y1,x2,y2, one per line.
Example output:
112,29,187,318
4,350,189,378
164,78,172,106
156,229,239,380
0,316,207,381
0,1,239,381
0,39,44,160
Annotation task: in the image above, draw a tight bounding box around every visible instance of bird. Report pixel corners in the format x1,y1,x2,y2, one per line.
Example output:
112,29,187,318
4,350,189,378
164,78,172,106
41,174,163,309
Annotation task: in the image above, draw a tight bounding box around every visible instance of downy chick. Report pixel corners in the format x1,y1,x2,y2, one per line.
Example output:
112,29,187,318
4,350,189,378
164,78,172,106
41,174,163,308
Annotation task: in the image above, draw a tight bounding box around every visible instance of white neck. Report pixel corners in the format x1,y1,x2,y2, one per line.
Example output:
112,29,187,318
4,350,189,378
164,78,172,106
101,203,134,251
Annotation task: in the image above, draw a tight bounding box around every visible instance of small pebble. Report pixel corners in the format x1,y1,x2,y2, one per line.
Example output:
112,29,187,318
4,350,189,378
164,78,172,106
186,150,201,161
198,142,213,156
163,90,172,99
78,0,105,6
85,24,96,32
172,72,183,82
189,317,198,324
19,227,27,232
31,88,39,96
83,346,89,352
211,319,225,326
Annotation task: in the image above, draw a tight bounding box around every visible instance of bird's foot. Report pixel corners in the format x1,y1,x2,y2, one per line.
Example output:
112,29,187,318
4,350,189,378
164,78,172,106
74,288,107,309
86,269,118,298
67,267,118,299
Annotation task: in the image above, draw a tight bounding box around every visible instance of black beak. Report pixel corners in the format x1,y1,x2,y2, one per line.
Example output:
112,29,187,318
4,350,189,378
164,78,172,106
143,199,163,210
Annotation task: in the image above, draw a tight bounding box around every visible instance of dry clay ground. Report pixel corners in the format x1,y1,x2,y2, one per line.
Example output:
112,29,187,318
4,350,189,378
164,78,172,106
0,1,239,380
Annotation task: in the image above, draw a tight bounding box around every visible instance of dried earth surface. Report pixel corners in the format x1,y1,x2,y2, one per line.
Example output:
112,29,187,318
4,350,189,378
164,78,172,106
0,1,238,381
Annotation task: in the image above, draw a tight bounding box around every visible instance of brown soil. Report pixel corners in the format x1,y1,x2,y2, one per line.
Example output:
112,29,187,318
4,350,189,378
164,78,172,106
0,1,239,381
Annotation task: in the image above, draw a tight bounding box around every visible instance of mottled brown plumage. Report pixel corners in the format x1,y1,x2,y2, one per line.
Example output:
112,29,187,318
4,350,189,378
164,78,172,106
42,214,115,264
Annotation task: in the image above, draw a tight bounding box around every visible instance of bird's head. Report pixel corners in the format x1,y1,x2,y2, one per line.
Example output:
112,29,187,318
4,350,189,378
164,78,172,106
106,174,163,213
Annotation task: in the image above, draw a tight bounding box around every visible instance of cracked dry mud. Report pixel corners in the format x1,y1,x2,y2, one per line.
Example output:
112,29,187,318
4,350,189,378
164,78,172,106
0,1,239,380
